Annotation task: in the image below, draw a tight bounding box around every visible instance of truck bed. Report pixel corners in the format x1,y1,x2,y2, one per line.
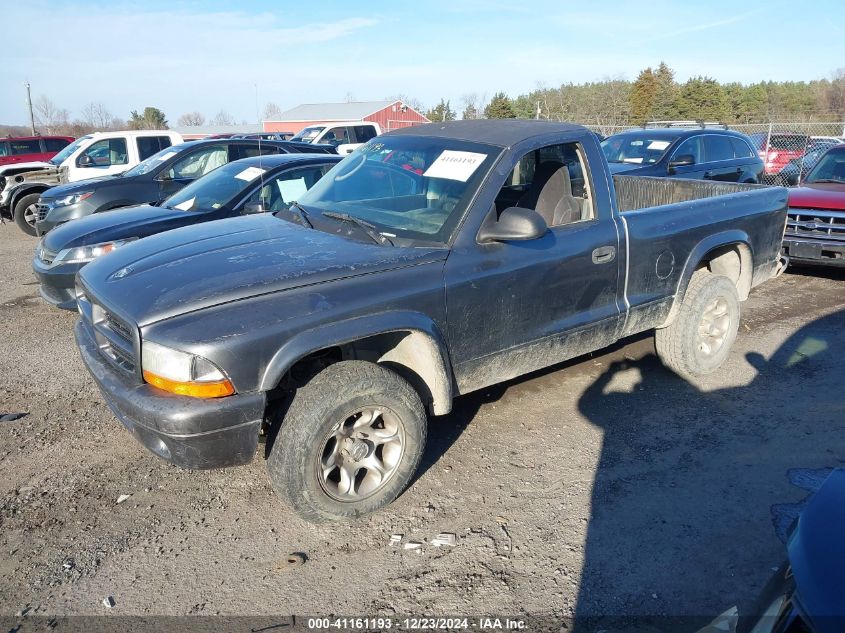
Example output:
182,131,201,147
613,175,764,212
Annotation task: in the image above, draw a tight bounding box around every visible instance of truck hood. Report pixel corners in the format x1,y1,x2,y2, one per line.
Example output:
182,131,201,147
0,161,53,176
788,183,845,210
41,204,202,251
44,173,129,197
788,469,845,625
78,214,447,327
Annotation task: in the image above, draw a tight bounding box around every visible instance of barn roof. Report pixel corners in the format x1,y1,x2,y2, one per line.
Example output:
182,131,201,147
267,100,402,122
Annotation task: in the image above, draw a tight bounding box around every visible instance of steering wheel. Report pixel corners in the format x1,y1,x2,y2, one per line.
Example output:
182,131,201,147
335,152,366,182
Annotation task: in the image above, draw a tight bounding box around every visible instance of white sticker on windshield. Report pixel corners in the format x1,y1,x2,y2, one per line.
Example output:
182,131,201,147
647,141,670,150
278,177,307,202
234,166,267,181
423,150,487,182
622,158,644,164
173,197,195,211
156,151,178,162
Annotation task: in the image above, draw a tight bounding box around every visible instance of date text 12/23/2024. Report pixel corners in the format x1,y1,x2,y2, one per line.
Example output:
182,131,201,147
306,617,527,630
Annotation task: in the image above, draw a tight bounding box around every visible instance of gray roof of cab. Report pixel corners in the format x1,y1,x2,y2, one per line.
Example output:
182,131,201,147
385,120,589,147
232,152,342,169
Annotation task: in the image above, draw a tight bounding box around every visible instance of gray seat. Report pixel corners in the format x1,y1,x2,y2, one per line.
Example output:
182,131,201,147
517,161,582,226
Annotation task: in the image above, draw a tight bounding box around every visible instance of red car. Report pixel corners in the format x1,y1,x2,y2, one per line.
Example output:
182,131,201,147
750,132,810,177
0,136,75,166
783,145,845,267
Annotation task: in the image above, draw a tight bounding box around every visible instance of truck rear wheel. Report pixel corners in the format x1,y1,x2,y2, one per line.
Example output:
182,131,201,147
266,360,427,523
655,269,740,379
13,193,40,236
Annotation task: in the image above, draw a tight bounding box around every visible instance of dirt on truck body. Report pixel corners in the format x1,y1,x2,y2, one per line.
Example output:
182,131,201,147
73,120,789,522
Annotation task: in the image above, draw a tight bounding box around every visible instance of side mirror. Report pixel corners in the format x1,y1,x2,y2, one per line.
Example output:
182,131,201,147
78,155,94,167
668,154,695,170
478,206,548,243
242,202,267,215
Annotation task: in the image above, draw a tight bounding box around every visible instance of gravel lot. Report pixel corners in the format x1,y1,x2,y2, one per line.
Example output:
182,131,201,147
1,222,844,629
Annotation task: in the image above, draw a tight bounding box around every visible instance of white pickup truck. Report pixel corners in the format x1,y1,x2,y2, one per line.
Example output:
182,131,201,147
1,130,183,235
289,121,381,155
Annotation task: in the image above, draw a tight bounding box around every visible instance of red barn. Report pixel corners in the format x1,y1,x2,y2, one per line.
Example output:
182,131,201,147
263,100,429,135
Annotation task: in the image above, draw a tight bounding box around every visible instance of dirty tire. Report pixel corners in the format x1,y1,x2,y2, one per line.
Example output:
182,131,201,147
13,193,40,236
655,269,740,379
266,361,427,523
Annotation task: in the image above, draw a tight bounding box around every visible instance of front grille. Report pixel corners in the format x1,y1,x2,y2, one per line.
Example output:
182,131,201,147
79,288,139,377
36,203,50,222
787,209,845,241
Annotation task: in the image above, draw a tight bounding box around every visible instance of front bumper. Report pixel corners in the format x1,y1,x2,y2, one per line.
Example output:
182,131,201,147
75,319,265,469
32,256,80,310
782,238,845,267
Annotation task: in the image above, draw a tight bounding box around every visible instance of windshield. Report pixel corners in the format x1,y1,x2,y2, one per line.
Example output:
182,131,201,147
49,135,93,165
297,136,500,244
804,148,845,183
163,161,269,211
291,126,325,142
122,144,188,177
601,134,674,164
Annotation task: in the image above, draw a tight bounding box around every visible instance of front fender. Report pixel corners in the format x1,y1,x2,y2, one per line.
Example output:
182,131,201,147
7,182,50,211
260,310,455,415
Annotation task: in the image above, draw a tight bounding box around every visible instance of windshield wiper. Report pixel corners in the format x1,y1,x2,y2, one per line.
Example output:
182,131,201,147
807,179,843,184
321,211,393,246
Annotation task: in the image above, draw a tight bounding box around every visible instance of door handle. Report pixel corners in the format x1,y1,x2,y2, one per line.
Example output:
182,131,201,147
591,245,616,264
704,171,713,178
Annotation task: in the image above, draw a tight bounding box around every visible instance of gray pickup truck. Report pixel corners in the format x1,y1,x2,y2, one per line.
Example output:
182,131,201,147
74,120,788,522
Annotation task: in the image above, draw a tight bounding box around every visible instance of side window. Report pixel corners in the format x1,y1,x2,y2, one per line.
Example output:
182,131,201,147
353,125,377,143
9,139,41,155
705,135,735,162
166,146,228,180
494,142,594,227
244,164,332,211
673,137,703,164
44,138,70,152
80,138,128,166
137,136,171,161
730,137,755,159
322,127,350,146
0,142,8,157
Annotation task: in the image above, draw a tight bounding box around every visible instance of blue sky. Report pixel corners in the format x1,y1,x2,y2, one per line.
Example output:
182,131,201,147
2,0,843,125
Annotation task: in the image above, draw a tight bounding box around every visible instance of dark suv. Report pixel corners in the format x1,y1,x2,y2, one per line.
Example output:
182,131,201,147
35,138,333,235
601,128,764,183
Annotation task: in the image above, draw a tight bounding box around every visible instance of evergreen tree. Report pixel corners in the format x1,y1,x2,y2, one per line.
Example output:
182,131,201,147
630,68,657,124
128,107,168,130
675,77,728,121
484,92,517,119
652,62,678,120
425,99,457,122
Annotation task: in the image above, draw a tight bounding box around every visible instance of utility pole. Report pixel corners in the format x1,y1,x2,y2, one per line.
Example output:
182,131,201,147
25,82,36,135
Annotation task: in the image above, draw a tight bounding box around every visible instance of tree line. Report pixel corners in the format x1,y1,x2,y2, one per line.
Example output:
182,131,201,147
423,63,845,125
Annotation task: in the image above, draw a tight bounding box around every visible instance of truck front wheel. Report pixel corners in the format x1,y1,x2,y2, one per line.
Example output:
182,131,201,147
655,269,740,379
13,193,40,236
266,360,428,522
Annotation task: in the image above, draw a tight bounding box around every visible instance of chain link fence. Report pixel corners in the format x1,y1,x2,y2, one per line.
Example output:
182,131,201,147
583,121,845,185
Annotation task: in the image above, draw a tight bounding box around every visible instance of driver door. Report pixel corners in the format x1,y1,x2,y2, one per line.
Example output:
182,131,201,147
444,140,624,393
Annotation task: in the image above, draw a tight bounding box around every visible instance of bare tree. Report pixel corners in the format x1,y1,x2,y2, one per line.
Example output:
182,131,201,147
262,102,282,121
33,95,70,134
177,111,206,126
460,93,488,120
81,102,114,130
386,93,424,113
211,110,236,126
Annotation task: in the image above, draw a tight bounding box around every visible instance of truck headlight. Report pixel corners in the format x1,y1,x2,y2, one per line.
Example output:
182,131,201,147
53,238,138,265
141,340,235,398
54,191,94,208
